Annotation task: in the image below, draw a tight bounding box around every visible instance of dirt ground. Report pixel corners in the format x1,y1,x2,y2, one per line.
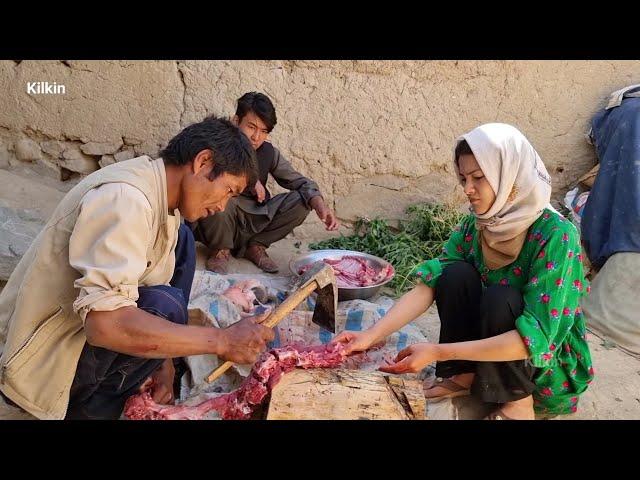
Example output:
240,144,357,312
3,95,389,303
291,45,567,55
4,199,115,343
2,237,639,420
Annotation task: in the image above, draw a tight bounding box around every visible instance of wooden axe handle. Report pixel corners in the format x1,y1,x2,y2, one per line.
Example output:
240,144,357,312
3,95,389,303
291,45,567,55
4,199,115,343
205,280,320,383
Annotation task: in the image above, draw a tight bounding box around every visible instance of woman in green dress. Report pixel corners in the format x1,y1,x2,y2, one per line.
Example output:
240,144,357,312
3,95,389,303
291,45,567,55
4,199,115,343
333,123,594,420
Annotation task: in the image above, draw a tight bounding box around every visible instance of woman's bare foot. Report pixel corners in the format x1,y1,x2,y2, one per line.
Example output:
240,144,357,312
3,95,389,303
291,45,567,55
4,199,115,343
424,373,475,399
486,395,535,420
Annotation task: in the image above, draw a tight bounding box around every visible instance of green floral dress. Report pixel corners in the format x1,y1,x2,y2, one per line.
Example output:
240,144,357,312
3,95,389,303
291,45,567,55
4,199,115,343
413,208,594,415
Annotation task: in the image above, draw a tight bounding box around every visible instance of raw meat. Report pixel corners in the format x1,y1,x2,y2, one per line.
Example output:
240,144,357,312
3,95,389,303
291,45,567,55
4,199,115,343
123,389,228,420
299,256,394,288
124,342,358,421
221,280,268,313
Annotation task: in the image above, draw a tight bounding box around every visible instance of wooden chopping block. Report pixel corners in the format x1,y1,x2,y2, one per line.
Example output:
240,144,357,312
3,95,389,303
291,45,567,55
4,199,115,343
266,368,426,420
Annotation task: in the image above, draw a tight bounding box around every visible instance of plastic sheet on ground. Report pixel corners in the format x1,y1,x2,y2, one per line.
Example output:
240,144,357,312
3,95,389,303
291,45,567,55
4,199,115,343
179,269,428,412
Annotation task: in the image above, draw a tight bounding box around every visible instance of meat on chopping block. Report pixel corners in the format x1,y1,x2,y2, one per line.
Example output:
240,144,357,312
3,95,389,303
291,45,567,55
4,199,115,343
124,342,369,420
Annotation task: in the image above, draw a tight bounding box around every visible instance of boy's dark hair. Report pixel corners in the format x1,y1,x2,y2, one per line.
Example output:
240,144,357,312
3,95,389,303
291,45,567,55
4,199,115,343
455,139,474,162
235,92,277,132
160,115,257,185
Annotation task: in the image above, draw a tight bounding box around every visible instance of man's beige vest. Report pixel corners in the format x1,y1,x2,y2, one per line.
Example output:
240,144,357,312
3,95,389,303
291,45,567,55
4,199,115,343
0,156,171,419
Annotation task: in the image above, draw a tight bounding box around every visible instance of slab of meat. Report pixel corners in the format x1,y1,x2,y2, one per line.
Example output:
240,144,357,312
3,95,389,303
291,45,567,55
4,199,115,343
124,342,355,421
299,256,394,288
221,280,268,313
123,390,229,420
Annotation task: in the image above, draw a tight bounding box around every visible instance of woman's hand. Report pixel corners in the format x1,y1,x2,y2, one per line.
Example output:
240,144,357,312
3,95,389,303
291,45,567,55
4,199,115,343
331,330,376,355
378,343,441,374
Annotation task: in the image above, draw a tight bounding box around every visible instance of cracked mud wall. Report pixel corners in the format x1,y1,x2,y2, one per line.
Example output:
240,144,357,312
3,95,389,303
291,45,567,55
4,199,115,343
1,60,639,278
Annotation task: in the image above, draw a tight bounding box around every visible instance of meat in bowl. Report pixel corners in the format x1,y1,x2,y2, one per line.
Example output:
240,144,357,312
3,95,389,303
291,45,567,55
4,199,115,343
298,255,394,288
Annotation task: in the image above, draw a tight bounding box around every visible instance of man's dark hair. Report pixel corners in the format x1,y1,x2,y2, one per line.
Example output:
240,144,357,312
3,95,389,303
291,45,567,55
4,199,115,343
236,92,277,132
160,115,257,185
455,139,474,162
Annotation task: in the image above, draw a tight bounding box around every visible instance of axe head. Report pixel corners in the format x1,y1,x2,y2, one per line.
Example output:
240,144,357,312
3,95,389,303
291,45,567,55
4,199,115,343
294,262,337,333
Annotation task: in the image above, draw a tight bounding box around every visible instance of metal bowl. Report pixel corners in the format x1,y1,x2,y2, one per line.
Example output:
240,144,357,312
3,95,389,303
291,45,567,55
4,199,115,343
289,249,395,301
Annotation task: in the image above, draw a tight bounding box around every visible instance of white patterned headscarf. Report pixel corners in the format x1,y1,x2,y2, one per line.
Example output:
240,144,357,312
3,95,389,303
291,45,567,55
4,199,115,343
454,123,552,269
